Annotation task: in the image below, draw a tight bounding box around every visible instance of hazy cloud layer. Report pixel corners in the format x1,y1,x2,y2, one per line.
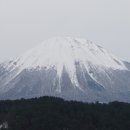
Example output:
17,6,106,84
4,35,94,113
0,0,130,61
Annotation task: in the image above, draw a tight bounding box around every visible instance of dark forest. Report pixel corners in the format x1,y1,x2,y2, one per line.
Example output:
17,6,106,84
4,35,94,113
0,96,130,130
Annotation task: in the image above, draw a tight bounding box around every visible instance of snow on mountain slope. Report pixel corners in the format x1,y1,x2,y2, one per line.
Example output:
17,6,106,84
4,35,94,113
12,37,127,86
16,37,126,69
0,37,129,102
124,61,130,70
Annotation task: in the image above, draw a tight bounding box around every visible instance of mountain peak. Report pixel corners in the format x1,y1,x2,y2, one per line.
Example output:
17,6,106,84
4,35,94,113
7,37,125,87
15,37,126,70
0,37,129,102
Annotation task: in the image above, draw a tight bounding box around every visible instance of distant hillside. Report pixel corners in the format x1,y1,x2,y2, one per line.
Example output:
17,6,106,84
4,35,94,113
0,96,130,130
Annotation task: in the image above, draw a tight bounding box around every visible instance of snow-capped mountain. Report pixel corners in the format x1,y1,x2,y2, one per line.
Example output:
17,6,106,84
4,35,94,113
0,37,130,102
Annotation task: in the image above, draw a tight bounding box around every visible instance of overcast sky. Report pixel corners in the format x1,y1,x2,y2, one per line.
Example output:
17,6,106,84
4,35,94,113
0,0,130,62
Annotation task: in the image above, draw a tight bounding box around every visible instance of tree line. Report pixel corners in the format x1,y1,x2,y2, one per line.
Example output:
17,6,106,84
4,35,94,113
0,96,130,130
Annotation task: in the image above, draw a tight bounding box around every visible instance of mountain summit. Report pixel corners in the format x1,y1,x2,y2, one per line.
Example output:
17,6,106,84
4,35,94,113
0,37,130,102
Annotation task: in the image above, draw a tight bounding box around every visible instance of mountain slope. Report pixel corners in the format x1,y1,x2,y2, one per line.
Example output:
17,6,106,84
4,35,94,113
124,61,130,70
0,37,130,102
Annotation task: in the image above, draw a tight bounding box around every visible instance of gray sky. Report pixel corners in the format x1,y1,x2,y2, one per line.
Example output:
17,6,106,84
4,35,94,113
0,0,130,62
